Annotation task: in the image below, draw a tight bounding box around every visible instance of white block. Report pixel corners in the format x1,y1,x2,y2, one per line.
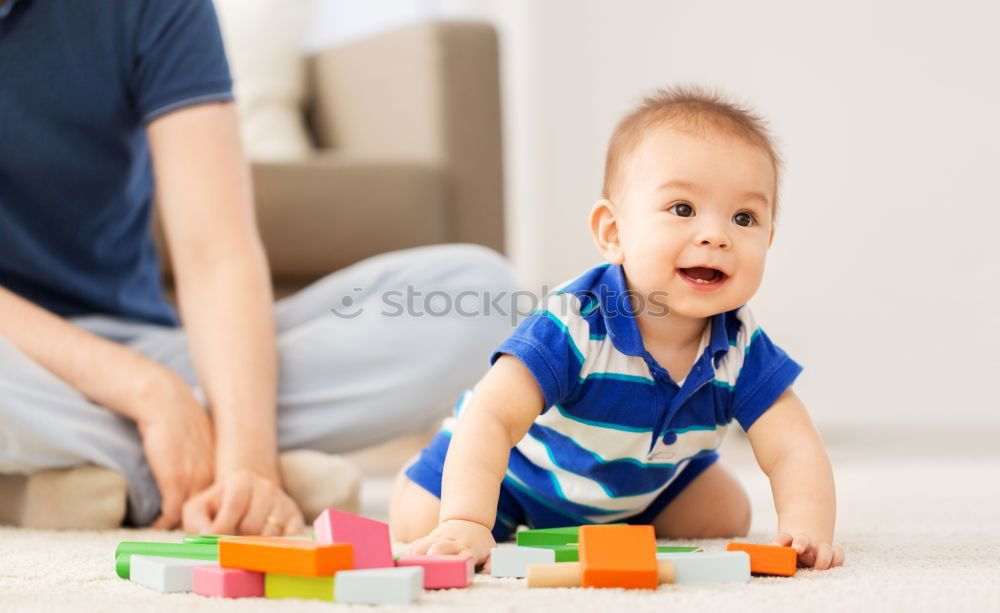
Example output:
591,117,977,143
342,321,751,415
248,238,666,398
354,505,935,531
335,566,423,605
656,551,750,584
130,555,215,593
490,546,556,578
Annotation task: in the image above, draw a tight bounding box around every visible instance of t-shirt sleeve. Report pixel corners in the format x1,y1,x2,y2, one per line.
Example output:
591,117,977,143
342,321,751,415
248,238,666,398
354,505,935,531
129,0,233,123
730,321,803,431
489,293,589,411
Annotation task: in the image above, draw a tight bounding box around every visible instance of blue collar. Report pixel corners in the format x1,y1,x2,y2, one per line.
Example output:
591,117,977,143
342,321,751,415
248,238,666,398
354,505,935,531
597,264,733,362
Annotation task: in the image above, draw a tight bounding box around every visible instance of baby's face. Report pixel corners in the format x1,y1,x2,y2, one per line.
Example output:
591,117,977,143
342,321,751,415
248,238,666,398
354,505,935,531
604,125,776,320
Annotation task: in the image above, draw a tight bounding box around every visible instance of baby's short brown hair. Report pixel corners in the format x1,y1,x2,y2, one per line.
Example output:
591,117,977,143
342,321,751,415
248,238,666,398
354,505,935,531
603,86,782,214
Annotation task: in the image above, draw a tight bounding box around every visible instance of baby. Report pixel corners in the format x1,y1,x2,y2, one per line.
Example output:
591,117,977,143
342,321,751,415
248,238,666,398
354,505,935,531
390,87,843,570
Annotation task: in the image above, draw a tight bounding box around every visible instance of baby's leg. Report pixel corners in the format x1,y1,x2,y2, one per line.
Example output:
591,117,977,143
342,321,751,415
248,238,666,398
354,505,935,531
652,463,751,539
388,456,442,543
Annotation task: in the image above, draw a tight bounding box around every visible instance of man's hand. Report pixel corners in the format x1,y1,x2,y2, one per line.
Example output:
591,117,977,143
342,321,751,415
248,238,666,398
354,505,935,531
181,469,305,536
133,368,215,530
772,532,845,570
408,519,496,566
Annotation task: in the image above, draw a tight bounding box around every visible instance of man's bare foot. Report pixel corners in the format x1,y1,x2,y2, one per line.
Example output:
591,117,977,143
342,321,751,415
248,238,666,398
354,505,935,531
279,450,362,524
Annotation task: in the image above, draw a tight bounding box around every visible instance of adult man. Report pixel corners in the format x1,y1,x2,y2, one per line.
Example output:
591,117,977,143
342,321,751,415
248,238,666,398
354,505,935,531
0,0,514,532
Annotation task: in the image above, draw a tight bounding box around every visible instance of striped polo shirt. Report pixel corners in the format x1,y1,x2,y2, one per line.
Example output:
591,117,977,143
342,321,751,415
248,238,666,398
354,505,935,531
440,262,802,523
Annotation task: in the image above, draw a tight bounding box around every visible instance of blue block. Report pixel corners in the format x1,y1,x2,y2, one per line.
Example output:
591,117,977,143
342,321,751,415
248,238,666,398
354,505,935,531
335,566,424,605
656,551,750,584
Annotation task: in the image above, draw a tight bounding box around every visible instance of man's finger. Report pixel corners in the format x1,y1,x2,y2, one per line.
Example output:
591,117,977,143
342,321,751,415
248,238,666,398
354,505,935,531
210,477,252,535
237,480,274,536
151,488,183,530
182,488,216,534
283,512,306,537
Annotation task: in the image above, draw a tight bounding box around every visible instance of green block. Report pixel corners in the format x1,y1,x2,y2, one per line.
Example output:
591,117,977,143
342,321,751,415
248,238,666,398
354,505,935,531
516,526,584,547
657,545,703,553
537,544,579,562
113,542,218,579
516,524,635,548
265,573,335,601
182,534,224,545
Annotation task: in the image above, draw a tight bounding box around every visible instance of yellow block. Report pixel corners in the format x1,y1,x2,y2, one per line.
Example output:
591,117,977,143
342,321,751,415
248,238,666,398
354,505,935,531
264,573,335,601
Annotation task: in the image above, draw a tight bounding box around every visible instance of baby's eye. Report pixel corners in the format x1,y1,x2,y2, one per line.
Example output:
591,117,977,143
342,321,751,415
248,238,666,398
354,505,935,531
733,211,756,227
668,202,694,217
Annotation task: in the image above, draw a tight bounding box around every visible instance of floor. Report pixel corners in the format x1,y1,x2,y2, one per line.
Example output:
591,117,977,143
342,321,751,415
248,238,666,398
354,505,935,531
1,427,998,612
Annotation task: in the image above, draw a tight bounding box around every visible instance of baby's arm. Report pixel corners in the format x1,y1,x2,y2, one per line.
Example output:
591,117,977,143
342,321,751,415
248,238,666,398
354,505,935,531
407,355,544,563
746,387,845,570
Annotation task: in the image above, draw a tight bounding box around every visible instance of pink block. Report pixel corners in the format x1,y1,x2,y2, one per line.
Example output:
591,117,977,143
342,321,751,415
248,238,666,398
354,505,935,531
395,555,474,589
192,565,264,598
313,509,394,569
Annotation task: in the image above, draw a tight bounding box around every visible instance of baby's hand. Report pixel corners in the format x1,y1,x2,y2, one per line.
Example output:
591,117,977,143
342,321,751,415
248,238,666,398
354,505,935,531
408,519,496,566
773,532,845,570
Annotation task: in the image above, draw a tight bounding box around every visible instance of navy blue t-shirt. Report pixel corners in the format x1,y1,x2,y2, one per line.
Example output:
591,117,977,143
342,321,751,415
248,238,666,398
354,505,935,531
0,0,233,325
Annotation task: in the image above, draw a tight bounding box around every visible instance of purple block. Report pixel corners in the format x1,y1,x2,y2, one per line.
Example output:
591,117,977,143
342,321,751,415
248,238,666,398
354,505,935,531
313,509,394,569
192,565,264,598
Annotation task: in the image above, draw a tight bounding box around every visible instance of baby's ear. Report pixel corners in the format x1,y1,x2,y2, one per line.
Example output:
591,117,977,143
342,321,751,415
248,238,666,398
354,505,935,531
589,199,624,264
768,221,776,247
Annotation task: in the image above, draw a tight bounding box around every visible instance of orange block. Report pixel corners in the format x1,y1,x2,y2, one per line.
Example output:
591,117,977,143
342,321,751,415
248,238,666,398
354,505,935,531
726,542,797,576
579,525,658,589
219,536,353,577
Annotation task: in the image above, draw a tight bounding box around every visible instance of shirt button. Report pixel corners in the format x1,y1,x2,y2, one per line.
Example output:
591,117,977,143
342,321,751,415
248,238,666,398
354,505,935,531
662,432,678,445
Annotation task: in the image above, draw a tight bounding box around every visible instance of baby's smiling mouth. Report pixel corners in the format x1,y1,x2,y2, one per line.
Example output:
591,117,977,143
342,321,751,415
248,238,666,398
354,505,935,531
679,266,727,284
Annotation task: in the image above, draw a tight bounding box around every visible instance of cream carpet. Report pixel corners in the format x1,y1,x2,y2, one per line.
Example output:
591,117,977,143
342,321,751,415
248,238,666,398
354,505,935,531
2,428,998,612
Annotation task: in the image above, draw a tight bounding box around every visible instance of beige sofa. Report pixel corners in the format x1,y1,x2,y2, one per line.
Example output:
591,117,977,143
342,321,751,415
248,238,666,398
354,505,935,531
160,21,505,296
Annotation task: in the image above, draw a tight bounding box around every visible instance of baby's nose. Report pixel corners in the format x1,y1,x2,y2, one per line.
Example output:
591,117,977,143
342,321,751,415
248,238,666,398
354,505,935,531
695,227,731,249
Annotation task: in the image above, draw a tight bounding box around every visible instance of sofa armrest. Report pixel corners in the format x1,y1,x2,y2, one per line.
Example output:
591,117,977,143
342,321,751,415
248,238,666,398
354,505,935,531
154,155,450,283
252,155,450,280
307,21,504,253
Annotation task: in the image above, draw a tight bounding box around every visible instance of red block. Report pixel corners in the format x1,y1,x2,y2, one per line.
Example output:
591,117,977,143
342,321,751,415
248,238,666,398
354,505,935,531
396,555,474,589
313,509,394,569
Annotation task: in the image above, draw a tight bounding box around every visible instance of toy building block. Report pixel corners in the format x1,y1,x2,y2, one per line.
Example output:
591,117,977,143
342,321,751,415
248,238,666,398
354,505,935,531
658,545,703,554
516,526,584,547
129,555,213,593
396,554,474,589
527,544,580,562
335,567,424,605
527,560,675,588
490,546,556,578
183,535,224,545
219,536,352,577
114,542,218,579
265,573,335,601
726,542,797,576
525,543,701,563
313,509,393,569
656,551,751,583
192,565,264,598
579,525,658,589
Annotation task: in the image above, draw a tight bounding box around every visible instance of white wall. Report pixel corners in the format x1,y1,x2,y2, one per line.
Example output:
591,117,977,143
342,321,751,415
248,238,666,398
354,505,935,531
502,0,1000,429
306,1,1000,428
